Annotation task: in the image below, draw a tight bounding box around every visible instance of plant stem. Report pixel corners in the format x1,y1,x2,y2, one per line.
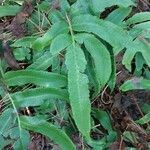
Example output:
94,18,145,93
0,59,4,78
7,93,24,148
66,14,75,46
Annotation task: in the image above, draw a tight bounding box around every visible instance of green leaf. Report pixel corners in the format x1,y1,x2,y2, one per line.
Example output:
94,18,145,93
0,135,11,149
11,87,69,107
135,52,145,71
20,116,75,150
48,10,64,24
126,12,150,25
13,47,30,61
65,44,91,138
37,1,50,12
13,129,30,150
123,131,136,143
12,36,37,48
51,56,61,73
129,27,143,39
32,21,69,51
4,70,67,88
133,21,150,30
142,30,150,39
84,50,100,97
72,14,133,52
0,107,29,150
87,137,107,150
93,109,113,132
129,21,150,42
60,0,70,12
27,51,55,70
10,127,20,139
120,78,150,91
71,0,91,15
50,33,72,55
141,103,150,114
0,108,14,135
123,39,150,71
108,61,117,93
106,7,132,25
84,34,112,88
74,33,89,44
0,5,20,17
90,0,134,14
122,47,136,72
144,69,150,79
136,113,150,125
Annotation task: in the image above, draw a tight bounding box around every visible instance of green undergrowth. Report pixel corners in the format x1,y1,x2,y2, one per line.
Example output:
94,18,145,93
0,0,150,149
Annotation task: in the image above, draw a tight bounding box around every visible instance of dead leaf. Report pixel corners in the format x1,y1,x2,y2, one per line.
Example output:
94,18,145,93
2,41,21,70
109,140,125,150
8,1,34,38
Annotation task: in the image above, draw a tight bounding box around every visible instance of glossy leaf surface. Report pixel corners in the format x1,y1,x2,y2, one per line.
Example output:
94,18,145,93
4,70,67,88
65,44,91,138
84,35,112,88
120,78,150,91
20,116,75,150
11,87,69,107
72,14,133,51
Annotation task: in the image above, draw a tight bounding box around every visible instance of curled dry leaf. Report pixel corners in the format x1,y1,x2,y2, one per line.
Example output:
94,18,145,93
109,140,125,150
2,41,21,70
9,1,34,38
52,0,60,9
